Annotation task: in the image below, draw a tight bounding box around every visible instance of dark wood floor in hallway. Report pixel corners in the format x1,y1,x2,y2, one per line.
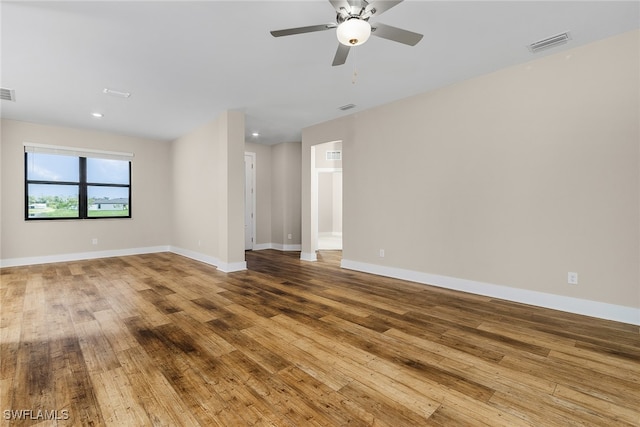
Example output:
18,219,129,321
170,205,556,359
1,249,639,426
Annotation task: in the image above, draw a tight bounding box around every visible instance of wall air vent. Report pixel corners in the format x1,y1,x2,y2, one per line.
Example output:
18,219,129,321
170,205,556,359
0,88,16,102
326,150,342,161
528,32,571,53
338,103,356,111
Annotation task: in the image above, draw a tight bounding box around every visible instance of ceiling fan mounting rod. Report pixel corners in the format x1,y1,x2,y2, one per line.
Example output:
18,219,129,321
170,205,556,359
335,0,374,23
336,10,369,25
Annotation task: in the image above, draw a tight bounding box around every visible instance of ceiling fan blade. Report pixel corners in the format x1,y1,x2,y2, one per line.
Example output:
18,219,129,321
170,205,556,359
371,22,423,46
365,0,403,17
270,24,336,38
332,44,351,66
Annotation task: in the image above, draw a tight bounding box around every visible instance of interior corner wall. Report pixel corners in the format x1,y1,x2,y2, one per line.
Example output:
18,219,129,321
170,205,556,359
302,30,640,319
271,141,302,248
0,119,172,265
170,111,246,271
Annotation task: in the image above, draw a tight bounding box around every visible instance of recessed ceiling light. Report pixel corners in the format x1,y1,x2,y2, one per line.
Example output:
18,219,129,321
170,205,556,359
252,132,260,137
103,88,131,98
91,112,104,118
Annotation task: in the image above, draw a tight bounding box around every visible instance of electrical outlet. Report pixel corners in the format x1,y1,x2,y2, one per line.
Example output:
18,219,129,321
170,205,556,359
288,234,292,240
568,272,578,285
379,249,385,258
91,238,98,245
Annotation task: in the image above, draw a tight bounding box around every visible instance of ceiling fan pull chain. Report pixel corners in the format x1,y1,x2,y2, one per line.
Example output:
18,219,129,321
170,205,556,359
352,48,358,84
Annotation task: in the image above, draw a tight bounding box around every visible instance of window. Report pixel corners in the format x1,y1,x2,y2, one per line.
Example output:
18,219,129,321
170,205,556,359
25,143,132,220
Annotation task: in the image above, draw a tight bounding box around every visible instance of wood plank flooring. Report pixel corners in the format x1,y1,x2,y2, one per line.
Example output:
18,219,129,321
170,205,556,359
1,249,639,426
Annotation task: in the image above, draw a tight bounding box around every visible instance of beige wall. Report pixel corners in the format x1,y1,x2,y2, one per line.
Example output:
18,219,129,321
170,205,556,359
171,118,220,255
303,30,640,311
0,119,172,262
0,116,292,268
171,111,245,271
272,141,302,246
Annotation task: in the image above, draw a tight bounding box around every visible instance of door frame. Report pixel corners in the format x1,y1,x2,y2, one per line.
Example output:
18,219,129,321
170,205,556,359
244,152,256,250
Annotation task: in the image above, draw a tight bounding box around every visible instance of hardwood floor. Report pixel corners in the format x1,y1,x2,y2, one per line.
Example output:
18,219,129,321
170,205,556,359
1,250,639,426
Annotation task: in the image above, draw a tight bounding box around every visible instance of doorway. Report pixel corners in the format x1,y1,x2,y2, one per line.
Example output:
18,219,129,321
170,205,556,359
312,141,343,253
244,152,256,250
317,171,342,249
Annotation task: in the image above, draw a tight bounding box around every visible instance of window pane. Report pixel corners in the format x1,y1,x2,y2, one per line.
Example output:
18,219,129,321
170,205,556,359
87,158,130,184
88,186,129,217
27,184,79,218
27,153,79,182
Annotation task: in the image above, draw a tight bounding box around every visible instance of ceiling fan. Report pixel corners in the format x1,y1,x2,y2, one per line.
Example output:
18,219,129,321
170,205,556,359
270,0,423,66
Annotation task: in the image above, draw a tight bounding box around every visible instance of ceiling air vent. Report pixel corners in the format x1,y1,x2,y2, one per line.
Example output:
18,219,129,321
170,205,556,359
528,32,571,53
339,103,356,111
103,88,131,98
0,88,16,102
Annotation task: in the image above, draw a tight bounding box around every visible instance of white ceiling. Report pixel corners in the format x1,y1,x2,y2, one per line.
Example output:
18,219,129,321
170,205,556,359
1,1,638,145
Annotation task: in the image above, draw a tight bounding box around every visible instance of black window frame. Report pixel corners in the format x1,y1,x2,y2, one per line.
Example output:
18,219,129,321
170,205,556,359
25,152,132,221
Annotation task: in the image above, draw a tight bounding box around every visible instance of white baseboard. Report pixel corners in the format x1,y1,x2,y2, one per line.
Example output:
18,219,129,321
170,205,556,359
0,246,170,268
6,247,634,325
341,259,640,326
217,261,247,273
169,246,246,273
300,251,317,262
253,243,302,252
169,246,219,268
254,243,314,264
253,243,273,251
273,243,302,251
1,245,248,273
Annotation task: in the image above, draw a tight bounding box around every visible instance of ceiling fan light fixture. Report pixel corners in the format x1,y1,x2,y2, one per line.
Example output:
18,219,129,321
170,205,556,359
336,18,371,46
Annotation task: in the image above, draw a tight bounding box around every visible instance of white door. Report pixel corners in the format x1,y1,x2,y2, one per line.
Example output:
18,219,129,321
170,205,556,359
244,153,256,250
